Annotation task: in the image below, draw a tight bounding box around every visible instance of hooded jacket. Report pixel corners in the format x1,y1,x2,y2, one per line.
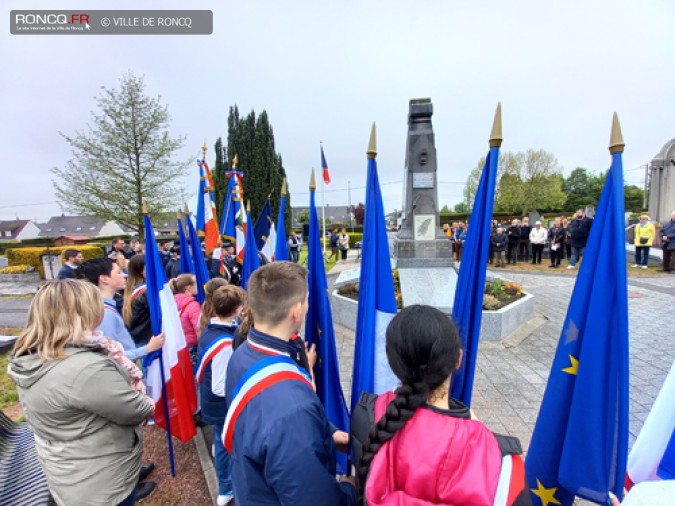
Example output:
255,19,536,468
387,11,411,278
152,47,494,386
8,346,155,506
174,292,201,347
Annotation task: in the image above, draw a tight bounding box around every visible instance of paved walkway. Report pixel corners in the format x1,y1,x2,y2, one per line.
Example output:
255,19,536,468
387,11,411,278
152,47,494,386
333,269,675,456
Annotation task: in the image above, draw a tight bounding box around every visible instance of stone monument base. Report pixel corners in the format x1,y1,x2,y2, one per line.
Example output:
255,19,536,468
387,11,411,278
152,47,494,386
393,237,453,268
397,266,457,314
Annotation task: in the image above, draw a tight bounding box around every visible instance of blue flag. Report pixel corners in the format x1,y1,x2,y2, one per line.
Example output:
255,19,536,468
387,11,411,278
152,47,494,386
240,208,260,290
351,124,398,412
450,145,500,406
196,162,207,232
306,176,349,474
178,217,195,275
253,198,273,251
274,193,289,262
185,213,209,304
526,119,629,505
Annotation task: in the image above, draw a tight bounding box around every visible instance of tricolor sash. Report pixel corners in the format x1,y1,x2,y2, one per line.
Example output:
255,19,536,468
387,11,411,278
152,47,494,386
130,283,146,300
223,355,312,453
103,301,120,315
194,335,234,398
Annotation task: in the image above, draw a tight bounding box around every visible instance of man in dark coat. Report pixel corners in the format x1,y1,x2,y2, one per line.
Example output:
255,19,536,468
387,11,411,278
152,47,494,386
566,209,593,269
57,249,83,279
506,219,521,265
659,211,675,272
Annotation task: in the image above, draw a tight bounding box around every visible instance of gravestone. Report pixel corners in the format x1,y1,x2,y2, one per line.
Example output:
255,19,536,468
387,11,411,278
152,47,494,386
393,99,453,268
528,210,541,225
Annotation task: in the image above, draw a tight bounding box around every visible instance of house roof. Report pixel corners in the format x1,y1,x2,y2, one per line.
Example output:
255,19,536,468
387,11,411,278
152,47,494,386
55,234,92,241
38,215,106,237
0,220,30,235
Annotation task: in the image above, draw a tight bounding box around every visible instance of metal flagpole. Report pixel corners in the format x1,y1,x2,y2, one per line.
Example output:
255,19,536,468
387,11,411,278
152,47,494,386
322,169,326,254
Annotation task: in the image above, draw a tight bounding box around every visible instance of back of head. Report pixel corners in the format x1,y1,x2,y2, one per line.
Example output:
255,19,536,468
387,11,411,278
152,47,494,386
247,262,307,327
358,305,462,502
211,285,246,319
170,273,196,294
14,279,103,361
123,254,146,323
81,257,114,286
199,278,230,331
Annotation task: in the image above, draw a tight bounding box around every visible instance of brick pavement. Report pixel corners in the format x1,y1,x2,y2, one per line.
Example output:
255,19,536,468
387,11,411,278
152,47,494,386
333,270,675,455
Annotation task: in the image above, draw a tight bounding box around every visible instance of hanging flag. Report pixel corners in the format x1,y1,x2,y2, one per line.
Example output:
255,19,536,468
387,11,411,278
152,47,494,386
185,210,210,304
221,156,247,264
625,361,675,488
260,221,277,263
525,113,630,505
351,123,398,411
306,168,349,474
253,198,273,251
274,179,290,262
240,202,260,290
450,103,502,406
321,144,331,184
195,158,220,253
142,212,197,455
177,213,195,275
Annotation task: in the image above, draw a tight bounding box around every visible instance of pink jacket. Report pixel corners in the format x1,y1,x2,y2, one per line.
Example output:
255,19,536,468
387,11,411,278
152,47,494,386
366,391,503,506
174,293,200,347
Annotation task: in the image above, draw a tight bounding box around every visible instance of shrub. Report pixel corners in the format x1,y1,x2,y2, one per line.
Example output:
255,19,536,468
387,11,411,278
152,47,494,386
483,293,501,310
0,264,35,274
485,279,505,299
6,245,103,278
503,281,523,296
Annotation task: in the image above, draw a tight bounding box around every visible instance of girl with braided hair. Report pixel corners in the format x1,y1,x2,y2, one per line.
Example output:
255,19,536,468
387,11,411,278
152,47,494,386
352,305,529,506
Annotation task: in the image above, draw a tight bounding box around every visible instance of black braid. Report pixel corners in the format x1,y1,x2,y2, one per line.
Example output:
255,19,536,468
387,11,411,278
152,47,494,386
357,382,428,504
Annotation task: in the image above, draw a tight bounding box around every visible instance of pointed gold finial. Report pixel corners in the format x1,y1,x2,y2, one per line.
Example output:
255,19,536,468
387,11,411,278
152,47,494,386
177,209,182,220
246,200,251,213
281,178,287,196
232,154,238,168
609,112,625,154
184,203,191,216
489,102,503,148
142,201,149,215
367,122,377,159
202,140,208,159
309,168,317,191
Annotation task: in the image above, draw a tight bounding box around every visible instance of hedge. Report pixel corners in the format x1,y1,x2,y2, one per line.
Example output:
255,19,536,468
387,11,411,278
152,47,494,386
6,245,103,278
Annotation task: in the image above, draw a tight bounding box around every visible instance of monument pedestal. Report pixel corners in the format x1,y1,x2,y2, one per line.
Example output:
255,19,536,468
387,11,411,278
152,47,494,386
393,236,453,268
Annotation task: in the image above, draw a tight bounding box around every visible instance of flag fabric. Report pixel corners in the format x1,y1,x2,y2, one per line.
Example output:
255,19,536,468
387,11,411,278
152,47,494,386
253,198,273,252
525,143,629,505
450,145,499,406
240,206,260,290
143,215,197,447
177,217,195,275
351,135,398,412
221,171,237,241
306,179,349,474
321,145,331,184
626,361,675,488
274,193,289,262
221,166,247,264
196,160,220,253
185,212,209,304
260,222,276,263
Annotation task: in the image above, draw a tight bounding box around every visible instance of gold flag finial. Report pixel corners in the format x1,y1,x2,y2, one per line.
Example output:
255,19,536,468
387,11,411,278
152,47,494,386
309,168,317,191
609,112,625,154
246,200,251,213
177,209,182,220
367,122,377,159
202,140,207,159
184,203,191,216
232,154,239,168
281,178,287,196
489,102,503,148
142,201,148,215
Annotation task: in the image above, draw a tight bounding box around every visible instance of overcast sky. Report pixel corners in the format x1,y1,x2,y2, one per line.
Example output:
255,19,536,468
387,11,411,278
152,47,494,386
2,0,674,222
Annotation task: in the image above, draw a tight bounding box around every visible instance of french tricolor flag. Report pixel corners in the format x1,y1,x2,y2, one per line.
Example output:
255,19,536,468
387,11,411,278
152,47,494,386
625,360,675,489
260,222,276,262
144,214,198,445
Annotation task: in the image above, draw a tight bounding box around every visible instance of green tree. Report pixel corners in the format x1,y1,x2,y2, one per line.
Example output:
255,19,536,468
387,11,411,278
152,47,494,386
212,137,228,219
297,209,310,224
494,149,566,215
453,201,469,214
624,185,644,210
52,72,188,239
440,204,450,213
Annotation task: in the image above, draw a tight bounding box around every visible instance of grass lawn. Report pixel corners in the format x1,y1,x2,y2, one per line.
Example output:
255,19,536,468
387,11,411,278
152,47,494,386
297,246,339,272
490,258,670,278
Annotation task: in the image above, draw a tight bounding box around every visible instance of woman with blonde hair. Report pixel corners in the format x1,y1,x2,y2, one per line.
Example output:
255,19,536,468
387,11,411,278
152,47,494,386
8,279,155,506
633,215,655,269
198,277,229,333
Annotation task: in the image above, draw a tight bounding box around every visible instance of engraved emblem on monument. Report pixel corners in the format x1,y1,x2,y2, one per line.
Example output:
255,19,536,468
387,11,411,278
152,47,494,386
414,215,435,240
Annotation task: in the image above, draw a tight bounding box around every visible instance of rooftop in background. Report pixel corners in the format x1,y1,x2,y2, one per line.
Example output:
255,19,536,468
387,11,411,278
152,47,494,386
0,219,41,242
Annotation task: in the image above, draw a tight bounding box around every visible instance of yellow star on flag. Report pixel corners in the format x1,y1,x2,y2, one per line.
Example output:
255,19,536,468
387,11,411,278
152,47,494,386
317,326,322,336
531,479,561,506
562,355,579,375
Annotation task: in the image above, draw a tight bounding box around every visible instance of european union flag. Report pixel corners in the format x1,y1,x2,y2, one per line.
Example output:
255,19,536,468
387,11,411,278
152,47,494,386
178,214,195,275
240,204,260,290
525,113,629,505
185,211,209,304
351,123,398,411
275,180,289,262
253,198,273,251
305,168,349,474
450,103,502,406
